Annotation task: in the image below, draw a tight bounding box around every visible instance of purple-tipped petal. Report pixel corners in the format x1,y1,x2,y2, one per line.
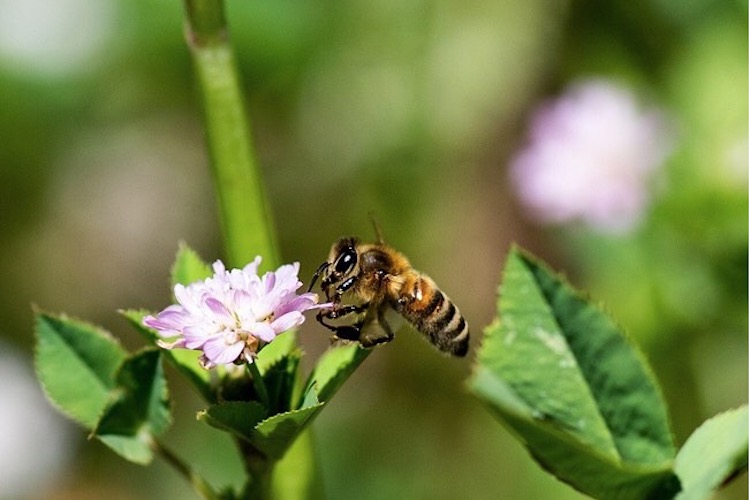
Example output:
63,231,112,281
144,307,191,335
274,293,319,316
204,297,232,321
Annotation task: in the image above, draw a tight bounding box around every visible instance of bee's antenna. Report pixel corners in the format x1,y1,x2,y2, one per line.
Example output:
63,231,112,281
307,261,329,293
369,212,385,244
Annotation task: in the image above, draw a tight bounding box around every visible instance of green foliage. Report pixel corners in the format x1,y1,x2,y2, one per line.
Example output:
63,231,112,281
34,311,127,429
200,341,370,464
198,401,269,442
200,388,327,465
34,312,171,465
470,248,680,499
16,0,746,497
199,393,324,462
674,405,748,500
36,233,747,500
34,242,377,499
250,394,325,461
171,241,213,288
242,343,369,461
471,247,749,499
255,330,303,413
256,329,299,375
301,342,370,404
93,349,172,465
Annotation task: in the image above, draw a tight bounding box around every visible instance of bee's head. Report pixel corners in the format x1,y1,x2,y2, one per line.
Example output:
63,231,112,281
325,237,359,285
307,237,360,296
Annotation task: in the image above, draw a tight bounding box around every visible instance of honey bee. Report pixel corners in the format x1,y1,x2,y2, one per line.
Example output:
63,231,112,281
308,230,469,357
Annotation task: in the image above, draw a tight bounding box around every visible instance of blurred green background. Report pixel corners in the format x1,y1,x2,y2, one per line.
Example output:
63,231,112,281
0,0,745,498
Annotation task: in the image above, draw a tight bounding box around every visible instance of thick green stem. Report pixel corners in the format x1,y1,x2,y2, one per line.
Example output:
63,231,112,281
183,0,279,269
238,439,274,500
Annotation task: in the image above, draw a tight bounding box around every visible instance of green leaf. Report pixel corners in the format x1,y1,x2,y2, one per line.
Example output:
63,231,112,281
199,388,324,462
171,241,213,288
255,329,298,376
197,401,268,442
93,349,171,465
473,368,680,499
470,248,679,499
302,343,370,404
260,351,302,415
120,309,213,402
249,388,325,461
253,330,304,413
34,311,127,429
674,405,748,500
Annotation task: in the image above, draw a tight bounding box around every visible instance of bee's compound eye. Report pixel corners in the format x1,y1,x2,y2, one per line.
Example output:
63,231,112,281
334,247,357,275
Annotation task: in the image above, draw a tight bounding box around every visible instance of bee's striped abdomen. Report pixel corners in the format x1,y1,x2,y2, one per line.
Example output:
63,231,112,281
395,275,469,357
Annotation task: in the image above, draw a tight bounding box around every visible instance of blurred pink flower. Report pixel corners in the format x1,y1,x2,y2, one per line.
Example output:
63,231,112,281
510,80,673,233
144,258,323,369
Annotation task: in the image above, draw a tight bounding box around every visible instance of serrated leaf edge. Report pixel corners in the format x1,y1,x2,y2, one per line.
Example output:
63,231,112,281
33,309,128,430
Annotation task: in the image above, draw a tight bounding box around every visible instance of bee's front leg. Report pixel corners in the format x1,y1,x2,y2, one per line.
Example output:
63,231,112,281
328,275,358,299
328,303,368,319
316,303,368,334
315,311,363,342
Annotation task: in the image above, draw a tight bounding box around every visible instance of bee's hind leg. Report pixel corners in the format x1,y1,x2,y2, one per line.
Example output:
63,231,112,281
359,309,395,348
332,325,363,342
317,304,394,349
317,304,368,343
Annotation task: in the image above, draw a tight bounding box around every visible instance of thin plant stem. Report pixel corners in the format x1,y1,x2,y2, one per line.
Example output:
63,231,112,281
152,439,220,500
247,361,271,411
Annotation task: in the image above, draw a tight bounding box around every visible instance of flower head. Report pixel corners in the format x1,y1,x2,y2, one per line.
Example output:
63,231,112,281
144,257,323,369
510,79,674,233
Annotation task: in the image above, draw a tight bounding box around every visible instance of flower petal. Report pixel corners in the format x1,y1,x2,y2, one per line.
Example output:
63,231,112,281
204,297,232,322
275,292,320,316
271,311,305,333
143,306,188,334
212,260,227,276
202,335,245,366
156,338,187,350
183,326,214,349
251,322,277,343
